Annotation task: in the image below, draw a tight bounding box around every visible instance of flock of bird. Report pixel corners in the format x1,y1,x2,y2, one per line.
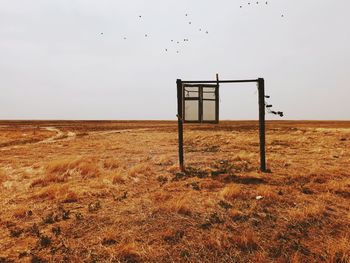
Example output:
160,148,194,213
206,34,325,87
99,1,285,54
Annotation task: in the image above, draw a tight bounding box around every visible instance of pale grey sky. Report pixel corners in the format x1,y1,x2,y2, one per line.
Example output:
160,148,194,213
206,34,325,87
0,0,349,120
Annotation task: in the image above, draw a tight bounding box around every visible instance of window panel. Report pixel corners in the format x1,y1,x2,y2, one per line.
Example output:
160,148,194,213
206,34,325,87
203,100,216,121
185,100,199,121
203,87,216,100
184,87,199,98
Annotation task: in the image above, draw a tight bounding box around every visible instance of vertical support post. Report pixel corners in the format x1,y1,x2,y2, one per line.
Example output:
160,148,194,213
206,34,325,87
177,79,185,172
258,78,267,172
215,73,220,123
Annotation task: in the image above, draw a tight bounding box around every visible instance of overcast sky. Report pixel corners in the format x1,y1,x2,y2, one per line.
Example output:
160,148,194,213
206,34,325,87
0,0,349,120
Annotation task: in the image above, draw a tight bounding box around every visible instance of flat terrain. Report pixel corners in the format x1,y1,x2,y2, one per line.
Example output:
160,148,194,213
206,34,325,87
0,121,349,262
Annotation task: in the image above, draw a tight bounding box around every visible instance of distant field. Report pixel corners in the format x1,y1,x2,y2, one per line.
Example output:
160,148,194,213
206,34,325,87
0,121,349,262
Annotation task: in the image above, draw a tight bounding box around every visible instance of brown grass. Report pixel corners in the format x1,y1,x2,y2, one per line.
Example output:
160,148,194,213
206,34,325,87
159,194,192,216
46,157,101,178
325,236,350,263
219,184,241,200
0,168,7,185
230,228,259,252
0,120,350,262
109,170,127,184
128,163,153,177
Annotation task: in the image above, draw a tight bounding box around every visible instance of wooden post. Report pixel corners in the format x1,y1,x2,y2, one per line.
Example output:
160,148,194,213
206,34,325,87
215,73,220,123
258,78,267,172
177,79,185,172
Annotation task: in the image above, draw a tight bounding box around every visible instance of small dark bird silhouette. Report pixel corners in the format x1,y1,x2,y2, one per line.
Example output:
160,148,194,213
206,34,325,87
139,15,142,18
100,32,103,35
205,31,209,34
189,22,192,25
145,34,148,37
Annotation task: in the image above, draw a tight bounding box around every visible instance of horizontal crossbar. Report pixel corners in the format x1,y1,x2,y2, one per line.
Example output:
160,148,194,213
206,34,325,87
181,79,259,84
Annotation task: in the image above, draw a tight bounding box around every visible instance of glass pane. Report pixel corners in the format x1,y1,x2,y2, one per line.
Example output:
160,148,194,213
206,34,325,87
203,100,216,121
203,87,216,100
184,87,199,98
185,100,199,121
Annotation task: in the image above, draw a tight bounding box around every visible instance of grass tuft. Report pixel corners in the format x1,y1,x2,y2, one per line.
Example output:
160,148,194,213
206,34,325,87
46,157,101,178
128,163,153,177
219,184,241,200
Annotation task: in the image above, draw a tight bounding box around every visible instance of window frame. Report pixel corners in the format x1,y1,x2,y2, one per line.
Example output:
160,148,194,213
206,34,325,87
182,84,219,123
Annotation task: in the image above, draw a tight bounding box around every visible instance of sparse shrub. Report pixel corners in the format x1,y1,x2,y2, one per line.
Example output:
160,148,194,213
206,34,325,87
30,173,67,188
325,236,350,263
31,184,78,203
110,170,126,184
116,242,141,263
231,228,259,252
103,158,121,170
166,195,192,216
12,206,29,219
10,228,23,238
128,163,153,177
61,190,79,203
153,191,172,203
46,157,101,179
0,168,7,185
220,184,241,200
30,254,47,263
39,235,52,247
102,237,117,246
255,185,279,201
154,155,173,166
163,229,184,244
199,179,224,191
32,185,63,200
157,175,168,186
288,204,327,227
51,226,61,236
167,164,179,173
88,200,101,212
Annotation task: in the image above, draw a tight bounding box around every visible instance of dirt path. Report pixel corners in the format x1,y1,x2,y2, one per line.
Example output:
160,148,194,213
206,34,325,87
0,127,77,150
39,127,65,143
88,128,152,136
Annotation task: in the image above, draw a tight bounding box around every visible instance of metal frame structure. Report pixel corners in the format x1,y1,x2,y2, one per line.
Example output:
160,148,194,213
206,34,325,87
177,77,267,172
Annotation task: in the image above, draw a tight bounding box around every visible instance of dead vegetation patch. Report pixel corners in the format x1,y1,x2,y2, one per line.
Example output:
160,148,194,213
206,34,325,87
45,157,101,179
1,121,350,262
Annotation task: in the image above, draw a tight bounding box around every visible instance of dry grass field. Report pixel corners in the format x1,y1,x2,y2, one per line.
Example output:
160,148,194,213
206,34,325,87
0,120,349,263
